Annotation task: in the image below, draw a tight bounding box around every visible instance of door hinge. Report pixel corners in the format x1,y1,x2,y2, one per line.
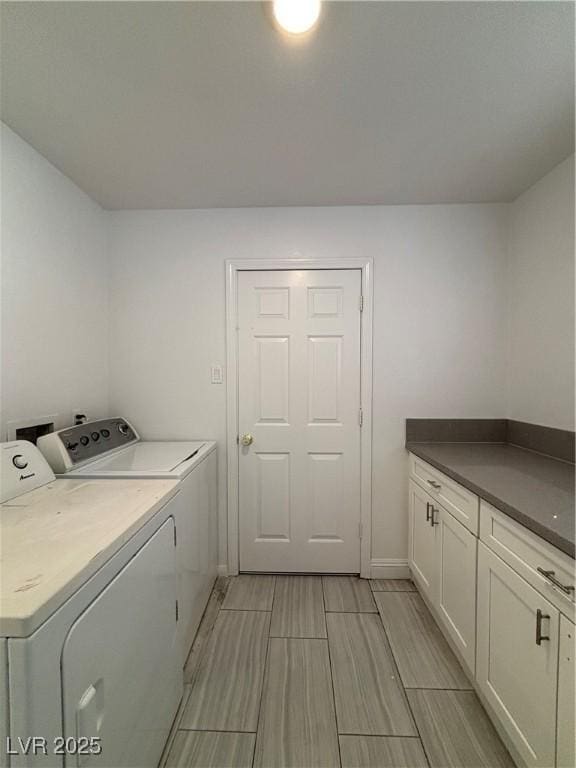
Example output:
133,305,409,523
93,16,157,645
358,522,363,539
359,295,364,312
358,407,363,427
175,600,179,622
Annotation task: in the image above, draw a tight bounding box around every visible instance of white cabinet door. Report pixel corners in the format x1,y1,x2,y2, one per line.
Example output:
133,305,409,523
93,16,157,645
238,269,362,573
408,480,437,601
477,542,558,768
557,615,575,768
437,507,477,675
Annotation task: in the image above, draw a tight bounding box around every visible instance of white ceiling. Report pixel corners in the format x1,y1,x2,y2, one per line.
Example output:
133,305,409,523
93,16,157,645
1,1,574,209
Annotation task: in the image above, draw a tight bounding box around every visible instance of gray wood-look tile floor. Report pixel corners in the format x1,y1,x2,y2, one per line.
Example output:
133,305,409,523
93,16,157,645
374,592,472,690
162,575,513,768
270,575,326,638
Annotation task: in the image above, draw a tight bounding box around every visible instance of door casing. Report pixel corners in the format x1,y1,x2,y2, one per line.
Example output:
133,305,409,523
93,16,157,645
225,258,373,577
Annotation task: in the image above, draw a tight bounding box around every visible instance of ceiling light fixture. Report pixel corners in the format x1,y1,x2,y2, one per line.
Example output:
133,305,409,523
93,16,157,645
272,0,321,35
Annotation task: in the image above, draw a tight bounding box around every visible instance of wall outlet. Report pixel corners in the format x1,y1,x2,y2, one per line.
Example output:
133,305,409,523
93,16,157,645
72,410,89,426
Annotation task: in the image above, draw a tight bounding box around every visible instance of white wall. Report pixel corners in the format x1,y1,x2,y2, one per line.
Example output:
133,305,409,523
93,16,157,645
1,125,109,437
5,123,571,570
507,156,575,430
108,205,509,567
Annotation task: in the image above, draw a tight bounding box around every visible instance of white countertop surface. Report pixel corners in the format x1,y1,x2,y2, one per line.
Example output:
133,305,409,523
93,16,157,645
0,477,179,637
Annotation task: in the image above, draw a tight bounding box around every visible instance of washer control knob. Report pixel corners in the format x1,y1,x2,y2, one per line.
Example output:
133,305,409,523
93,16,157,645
101,428,111,439
12,454,28,470
118,423,129,436
80,435,90,446
91,431,100,442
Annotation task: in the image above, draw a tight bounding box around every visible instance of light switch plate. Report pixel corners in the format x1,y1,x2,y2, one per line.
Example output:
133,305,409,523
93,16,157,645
211,365,223,384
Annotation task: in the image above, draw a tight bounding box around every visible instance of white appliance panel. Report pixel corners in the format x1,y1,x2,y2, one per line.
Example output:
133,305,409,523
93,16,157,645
38,423,218,666
61,517,181,768
1,441,55,504
174,452,219,657
6,498,180,768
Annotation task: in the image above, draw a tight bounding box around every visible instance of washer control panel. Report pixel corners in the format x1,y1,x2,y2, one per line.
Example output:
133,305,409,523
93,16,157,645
1,440,56,503
37,418,139,473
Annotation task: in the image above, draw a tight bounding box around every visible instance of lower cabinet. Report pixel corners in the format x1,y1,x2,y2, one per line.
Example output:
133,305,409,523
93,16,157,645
408,478,477,675
437,507,477,674
408,480,437,601
477,542,559,768
409,453,575,768
557,615,575,768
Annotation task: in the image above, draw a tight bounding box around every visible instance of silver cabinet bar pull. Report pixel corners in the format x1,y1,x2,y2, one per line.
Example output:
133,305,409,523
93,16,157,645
535,608,550,645
427,480,441,489
431,507,440,526
426,502,432,522
537,567,575,595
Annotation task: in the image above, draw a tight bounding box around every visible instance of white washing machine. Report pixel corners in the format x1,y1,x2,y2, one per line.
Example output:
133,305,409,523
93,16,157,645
37,418,218,664
0,441,183,768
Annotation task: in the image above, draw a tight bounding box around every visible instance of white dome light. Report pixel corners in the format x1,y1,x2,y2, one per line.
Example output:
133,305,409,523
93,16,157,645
273,0,322,35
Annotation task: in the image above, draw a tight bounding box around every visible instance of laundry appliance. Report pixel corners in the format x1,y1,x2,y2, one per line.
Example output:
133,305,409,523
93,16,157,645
0,440,182,768
37,418,218,663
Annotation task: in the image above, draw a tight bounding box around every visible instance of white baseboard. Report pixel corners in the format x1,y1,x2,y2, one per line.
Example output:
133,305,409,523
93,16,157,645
369,558,410,579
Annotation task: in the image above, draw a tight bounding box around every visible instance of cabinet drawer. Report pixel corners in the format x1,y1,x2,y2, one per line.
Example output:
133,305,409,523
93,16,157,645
409,453,479,535
480,500,575,622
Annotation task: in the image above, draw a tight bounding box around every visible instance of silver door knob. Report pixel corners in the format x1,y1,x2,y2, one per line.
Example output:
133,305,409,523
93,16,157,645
240,433,254,446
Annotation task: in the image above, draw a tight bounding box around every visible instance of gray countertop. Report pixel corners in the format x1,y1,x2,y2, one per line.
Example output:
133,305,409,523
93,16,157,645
406,442,575,558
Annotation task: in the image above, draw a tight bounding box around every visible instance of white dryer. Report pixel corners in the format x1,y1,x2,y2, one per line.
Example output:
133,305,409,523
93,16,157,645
37,418,218,664
0,441,183,768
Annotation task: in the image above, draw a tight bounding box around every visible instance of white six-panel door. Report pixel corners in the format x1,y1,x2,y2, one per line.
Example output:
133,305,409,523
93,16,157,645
238,269,362,573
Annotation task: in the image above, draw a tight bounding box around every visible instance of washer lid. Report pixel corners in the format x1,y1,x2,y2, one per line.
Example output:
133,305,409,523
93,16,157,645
73,441,205,475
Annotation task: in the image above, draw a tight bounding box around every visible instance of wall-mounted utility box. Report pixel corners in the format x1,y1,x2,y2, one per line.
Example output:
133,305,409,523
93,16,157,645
6,415,57,444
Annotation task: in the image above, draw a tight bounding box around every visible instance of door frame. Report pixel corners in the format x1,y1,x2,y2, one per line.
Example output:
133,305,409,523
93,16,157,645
225,258,374,577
